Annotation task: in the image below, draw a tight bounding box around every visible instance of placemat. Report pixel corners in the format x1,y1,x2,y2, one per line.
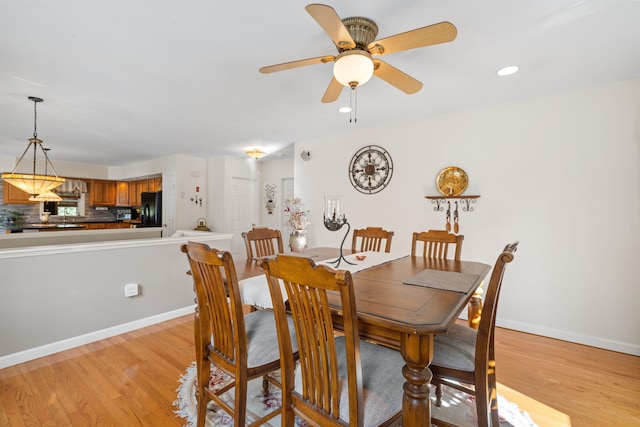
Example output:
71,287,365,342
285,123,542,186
403,269,478,293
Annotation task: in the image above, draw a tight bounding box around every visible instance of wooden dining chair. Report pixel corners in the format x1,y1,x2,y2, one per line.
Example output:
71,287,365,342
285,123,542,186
411,229,464,260
412,229,485,329
181,241,298,427
242,226,284,260
351,226,394,253
430,241,519,427
261,255,404,427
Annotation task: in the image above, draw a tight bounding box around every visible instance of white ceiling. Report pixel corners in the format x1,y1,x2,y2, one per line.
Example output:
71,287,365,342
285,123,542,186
1,1,639,166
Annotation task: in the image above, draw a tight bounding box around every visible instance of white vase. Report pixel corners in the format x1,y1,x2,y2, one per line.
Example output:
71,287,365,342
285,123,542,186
289,230,307,252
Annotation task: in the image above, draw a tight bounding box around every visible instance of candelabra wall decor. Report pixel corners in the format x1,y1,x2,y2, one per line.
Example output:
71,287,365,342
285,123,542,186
265,183,277,214
322,195,354,267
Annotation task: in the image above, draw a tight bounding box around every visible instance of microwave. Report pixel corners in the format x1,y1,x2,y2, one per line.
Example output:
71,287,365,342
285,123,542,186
116,209,132,220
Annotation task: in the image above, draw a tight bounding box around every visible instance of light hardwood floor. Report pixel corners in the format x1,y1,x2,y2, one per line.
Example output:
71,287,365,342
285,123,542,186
1,315,638,426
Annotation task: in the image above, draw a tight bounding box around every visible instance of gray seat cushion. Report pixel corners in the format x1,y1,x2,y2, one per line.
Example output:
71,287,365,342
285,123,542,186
243,309,298,368
294,336,404,426
432,323,477,372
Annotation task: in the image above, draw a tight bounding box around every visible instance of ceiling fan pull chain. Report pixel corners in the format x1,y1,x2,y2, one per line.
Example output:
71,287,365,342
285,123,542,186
354,87,358,123
349,87,353,122
349,87,358,123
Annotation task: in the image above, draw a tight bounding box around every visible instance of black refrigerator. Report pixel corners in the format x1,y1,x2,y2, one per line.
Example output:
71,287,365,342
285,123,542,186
140,191,162,227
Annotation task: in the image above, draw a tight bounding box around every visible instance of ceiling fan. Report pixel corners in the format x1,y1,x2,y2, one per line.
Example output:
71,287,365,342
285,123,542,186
259,3,457,103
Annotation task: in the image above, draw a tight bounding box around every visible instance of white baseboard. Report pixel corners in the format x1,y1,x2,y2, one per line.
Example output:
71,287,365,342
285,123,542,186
0,305,196,369
497,318,640,356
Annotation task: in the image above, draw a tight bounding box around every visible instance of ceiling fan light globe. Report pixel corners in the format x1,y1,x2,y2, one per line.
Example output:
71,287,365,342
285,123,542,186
333,50,374,87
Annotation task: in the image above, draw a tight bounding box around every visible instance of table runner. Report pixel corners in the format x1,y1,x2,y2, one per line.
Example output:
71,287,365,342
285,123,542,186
316,251,408,274
239,251,407,309
403,268,478,293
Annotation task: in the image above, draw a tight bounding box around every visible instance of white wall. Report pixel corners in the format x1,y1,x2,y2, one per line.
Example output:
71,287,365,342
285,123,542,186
1,156,110,179
110,154,208,230
294,79,640,355
259,158,294,231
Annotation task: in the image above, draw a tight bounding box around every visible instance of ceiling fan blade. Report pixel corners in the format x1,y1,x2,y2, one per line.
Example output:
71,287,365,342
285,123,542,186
259,55,335,74
306,4,356,50
368,22,457,56
321,77,344,103
373,60,423,94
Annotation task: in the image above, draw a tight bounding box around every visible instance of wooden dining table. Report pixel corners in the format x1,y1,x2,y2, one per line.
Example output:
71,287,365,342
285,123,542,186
237,247,491,427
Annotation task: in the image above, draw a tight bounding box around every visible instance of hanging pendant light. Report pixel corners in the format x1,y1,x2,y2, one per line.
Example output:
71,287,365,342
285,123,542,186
2,96,65,197
28,148,63,201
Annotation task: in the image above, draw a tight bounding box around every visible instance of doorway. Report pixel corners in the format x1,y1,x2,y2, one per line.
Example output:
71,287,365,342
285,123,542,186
230,177,257,260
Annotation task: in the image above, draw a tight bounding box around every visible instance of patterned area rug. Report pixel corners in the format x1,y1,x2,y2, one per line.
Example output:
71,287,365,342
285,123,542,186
174,362,538,426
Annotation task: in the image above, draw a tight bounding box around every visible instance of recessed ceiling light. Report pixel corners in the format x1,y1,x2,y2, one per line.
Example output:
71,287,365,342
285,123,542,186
497,65,520,76
338,106,352,113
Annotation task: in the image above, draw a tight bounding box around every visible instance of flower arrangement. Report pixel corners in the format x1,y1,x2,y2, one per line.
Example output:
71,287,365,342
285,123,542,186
284,198,310,230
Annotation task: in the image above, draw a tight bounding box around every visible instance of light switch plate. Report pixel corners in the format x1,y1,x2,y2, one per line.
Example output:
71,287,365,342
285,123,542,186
124,283,139,297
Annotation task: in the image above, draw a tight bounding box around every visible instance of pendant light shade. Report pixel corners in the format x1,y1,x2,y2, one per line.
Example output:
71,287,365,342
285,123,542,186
29,190,63,202
333,50,374,88
1,97,65,197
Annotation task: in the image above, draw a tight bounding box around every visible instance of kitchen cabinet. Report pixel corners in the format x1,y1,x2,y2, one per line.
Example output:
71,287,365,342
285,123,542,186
129,178,161,206
89,180,116,206
128,180,141,206
3,182,38,204
116,181,129,206
139,178,162,193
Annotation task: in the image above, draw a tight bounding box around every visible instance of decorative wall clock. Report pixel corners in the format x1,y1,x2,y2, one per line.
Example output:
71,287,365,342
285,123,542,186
349,145,393,194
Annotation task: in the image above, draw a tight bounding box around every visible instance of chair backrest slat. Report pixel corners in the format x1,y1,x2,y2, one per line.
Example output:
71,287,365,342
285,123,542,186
411,229,464,260
352,226,394,253
242,227,284,260
262,255,364,426
181,242,245,371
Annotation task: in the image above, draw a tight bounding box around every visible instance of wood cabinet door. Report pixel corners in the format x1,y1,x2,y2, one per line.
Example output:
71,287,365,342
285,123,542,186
139,179,153,192
89,180,116,206
3,182,38,204
116,181,129,206
129,181,141,206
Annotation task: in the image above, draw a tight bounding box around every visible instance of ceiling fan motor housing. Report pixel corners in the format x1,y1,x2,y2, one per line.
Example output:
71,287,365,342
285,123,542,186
341,17,378,51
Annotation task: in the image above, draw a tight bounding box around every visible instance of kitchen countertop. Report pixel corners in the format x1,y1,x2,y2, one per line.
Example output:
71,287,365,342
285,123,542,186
2,223,87,232
2,220,144,233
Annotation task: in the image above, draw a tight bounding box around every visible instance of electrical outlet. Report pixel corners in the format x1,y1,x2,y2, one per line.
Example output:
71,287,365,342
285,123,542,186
124,283,139,297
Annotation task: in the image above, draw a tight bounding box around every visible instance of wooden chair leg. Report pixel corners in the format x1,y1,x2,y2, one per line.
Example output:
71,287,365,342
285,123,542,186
435,380,443,407
474,373,491,427
196,360,210,427
262,375,270,397
234,379,248,427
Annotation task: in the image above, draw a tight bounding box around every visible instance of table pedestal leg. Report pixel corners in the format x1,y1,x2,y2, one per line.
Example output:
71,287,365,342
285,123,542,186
468,282,484,330
401,333,434,427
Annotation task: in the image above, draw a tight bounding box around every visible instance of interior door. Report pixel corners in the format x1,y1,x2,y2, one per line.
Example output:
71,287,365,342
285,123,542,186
230,177,256,260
